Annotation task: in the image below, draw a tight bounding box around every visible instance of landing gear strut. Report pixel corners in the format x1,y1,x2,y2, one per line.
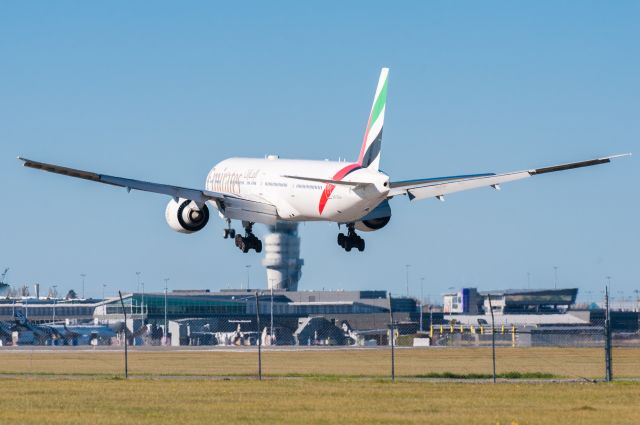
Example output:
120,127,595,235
223,219,236,239
337,224,365,252
234,221,262,253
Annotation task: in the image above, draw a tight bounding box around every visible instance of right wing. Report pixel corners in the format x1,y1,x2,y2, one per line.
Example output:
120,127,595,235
389,154,630,201
19,157,219,204
19,157,279,224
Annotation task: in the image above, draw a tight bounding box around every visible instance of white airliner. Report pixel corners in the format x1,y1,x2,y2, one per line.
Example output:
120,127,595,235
20,68,629,253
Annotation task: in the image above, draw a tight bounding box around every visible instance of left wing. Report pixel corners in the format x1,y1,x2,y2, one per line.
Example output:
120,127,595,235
389,154,630,201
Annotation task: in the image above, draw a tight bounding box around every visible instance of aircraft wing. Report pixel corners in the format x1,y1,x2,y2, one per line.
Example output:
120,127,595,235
19,157,280,224
19,157,221,204
389,154,630,201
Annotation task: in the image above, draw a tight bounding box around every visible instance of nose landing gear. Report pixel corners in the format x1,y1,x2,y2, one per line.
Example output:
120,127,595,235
234,221,262,253
337,223,365,252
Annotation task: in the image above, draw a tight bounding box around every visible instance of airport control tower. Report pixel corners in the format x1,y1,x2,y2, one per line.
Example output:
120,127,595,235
261,222,304,291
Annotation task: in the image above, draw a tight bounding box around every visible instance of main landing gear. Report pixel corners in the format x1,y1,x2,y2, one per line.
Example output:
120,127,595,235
222,219,236,239
337,224,365,252
234,221,262,253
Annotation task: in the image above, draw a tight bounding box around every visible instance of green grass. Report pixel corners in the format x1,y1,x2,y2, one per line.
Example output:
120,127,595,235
0,347,638,379
0,378,638,425
413,371,557,380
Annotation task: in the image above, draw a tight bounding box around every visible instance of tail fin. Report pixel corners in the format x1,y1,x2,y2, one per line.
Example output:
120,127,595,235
357,68,388,171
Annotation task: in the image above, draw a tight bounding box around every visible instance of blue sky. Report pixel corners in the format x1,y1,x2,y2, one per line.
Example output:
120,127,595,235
1,2,638,302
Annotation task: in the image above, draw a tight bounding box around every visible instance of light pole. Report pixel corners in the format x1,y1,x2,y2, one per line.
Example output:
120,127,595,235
141,281,145,317
80,273,86,299
270,286,274,342
136,271,141,293
163,278,169,345
405,264,411,297
553,266,558,289
245,265,251,290
420,277,425,332
52,285,57,323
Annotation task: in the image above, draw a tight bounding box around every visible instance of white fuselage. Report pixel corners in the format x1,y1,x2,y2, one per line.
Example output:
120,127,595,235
205,157,390,223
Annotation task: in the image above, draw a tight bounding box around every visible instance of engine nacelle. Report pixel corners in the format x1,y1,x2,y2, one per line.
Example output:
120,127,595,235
165,198,210,234
354,200,391,232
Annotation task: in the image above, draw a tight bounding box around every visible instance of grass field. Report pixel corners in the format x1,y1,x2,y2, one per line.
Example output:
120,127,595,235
1,378,639,425
1,348,639,424
0,347,638,379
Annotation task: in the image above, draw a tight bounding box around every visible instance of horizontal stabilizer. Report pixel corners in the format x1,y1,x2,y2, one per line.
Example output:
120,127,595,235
283,175,372,188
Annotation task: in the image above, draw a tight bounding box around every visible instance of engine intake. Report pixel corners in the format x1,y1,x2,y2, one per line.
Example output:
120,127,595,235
165,198,210,234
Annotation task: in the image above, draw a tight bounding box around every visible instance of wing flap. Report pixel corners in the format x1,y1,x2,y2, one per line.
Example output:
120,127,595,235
404,172,530,201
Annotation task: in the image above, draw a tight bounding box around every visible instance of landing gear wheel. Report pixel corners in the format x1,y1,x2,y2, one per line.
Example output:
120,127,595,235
229,229,236,238
337,224,365,252
235,222,262,253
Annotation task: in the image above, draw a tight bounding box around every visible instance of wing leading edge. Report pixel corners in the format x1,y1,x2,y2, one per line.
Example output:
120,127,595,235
389,154,631,201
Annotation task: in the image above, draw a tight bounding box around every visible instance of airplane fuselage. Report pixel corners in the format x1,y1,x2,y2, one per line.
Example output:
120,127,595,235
205,157,390,223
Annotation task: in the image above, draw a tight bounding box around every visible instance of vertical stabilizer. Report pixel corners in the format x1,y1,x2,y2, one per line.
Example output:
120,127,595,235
357,68,388,171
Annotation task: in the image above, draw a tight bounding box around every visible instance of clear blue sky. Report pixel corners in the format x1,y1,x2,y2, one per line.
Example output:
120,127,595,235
1,1,638,302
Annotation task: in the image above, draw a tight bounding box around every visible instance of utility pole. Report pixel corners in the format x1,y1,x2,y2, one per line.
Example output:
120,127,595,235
164,278,169,345
604,285,613,382
80,273,86,299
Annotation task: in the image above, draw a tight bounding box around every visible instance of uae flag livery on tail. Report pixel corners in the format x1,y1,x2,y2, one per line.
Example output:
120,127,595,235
317,68,389,215
358,67,388,171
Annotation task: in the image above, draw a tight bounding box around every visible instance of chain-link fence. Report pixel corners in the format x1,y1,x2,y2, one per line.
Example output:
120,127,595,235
0,292,638,382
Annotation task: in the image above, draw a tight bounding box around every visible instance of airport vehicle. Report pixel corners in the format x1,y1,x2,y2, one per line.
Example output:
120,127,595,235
19,69,629,253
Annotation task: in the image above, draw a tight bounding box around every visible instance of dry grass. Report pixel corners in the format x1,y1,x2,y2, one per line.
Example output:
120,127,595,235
0,347,638,379
0,378,638,425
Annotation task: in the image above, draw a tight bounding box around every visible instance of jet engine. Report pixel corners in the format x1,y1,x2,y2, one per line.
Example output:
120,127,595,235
354,200,391,232
165,198,210,234
355,215,391,232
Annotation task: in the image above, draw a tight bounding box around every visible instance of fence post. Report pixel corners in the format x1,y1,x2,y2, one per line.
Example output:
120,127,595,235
118,291,128,380
488,295,496,384
604,286,613,382
255,291,262,381
388,292,395,383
